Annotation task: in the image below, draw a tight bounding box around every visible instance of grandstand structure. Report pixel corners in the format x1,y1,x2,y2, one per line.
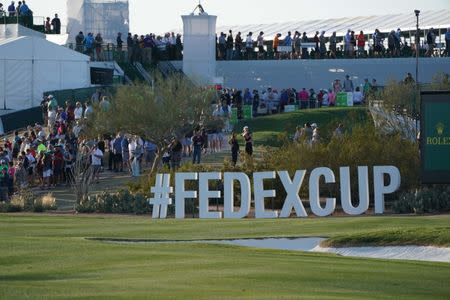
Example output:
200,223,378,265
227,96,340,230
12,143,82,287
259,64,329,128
67,0,129,43
215,10,450,42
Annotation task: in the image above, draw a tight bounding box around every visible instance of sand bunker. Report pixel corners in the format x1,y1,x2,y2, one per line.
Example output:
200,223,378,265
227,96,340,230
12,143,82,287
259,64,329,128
99,237,450,263
214,238,450,263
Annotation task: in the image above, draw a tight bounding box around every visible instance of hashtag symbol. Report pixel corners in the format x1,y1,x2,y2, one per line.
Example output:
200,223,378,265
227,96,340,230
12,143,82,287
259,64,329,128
149,174,173,219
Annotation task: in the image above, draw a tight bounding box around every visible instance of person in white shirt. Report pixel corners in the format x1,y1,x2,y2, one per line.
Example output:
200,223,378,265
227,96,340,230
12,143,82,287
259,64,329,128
353,87,363,105
47,107,56,128
74,102,83,121
322,91,329,106
37,127,46,141
90,144,103,183
245,32,253,59
72,121,82,138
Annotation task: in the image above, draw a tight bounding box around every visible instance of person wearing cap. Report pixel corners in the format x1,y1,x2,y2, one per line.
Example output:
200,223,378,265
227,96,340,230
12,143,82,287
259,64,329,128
312,126,320,145
47,95,58,111
242,126,253,156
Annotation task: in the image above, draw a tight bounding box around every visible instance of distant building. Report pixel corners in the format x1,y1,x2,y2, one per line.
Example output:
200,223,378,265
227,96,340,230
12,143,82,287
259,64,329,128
67,0,129,43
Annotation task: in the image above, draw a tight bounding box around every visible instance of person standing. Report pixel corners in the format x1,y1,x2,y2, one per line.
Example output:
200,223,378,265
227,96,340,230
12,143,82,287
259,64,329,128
273,33,281,59
425,28,436,57
343,75,354,92
245,32,253,60
226,30,234,61
234,32,242,59
94,33,103,61
319,31,326,58
116,32,123,60
329,32,337,58
45,17,51,33
8,1,15,17
51,14,61,34
228,132,239,166
256,31,265,59
242,126,253,156
90,144,103,183
191,131,204,164
75,31,85,53
169,137,182,170
357,31,366,58
445,28,450,57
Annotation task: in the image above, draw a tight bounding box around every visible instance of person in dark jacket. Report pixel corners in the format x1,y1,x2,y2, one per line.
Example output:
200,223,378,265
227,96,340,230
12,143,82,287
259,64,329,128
228,132,239,166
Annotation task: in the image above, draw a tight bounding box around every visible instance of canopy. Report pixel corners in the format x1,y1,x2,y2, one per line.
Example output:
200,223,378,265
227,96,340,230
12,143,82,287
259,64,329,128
0,36,91,110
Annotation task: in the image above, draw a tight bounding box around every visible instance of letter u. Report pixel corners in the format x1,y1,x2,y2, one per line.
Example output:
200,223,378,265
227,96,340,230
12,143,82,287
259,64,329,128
339,166,369,215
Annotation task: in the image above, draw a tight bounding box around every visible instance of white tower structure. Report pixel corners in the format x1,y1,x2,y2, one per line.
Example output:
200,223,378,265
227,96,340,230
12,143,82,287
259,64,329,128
181,4,217,84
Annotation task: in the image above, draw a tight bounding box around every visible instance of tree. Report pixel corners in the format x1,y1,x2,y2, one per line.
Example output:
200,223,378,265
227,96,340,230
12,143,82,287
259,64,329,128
71,144,94,205
89,74,218,174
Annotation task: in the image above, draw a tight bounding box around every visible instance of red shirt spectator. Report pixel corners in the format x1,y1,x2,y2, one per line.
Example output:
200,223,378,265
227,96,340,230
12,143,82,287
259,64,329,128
357,33,365,47
299,89,309,102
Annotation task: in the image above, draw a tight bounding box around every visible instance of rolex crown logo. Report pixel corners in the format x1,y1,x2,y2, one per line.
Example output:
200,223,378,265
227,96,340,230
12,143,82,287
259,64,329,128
436,122,445,136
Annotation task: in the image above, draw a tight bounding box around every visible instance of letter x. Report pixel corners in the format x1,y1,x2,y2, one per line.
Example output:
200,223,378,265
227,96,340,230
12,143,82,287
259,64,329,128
278,171,308,218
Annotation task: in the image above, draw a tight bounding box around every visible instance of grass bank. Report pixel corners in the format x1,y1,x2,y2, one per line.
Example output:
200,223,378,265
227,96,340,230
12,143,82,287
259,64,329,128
0,214,449,299
321,226,450,248
237,107,368,146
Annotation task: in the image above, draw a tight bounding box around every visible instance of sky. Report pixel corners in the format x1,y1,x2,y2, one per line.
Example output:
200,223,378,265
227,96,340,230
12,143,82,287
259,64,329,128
28,0,450,35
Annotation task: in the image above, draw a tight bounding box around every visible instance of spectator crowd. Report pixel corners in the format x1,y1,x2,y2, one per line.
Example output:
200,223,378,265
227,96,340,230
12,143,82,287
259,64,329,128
0,90,235,201
214,74,382,120
0,1,61,34
215,28,450,60
70,27,450,64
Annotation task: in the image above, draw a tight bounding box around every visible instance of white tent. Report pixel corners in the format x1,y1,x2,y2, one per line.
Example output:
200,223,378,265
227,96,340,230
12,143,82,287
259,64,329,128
0,36,91,110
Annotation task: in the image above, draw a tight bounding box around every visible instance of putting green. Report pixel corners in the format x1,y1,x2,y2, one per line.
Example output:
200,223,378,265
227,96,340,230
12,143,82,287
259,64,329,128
0,214,449,299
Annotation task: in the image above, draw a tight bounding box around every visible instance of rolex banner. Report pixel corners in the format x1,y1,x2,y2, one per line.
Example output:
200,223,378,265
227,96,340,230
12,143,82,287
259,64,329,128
420,91,450,183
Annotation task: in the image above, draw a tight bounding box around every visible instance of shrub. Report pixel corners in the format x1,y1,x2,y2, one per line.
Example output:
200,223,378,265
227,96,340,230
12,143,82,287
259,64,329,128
76,190,151,214
393,186,450,214
41,194,57,210
261,123,420,208
1,190,58,213
7,189,36,212
33,194,58,212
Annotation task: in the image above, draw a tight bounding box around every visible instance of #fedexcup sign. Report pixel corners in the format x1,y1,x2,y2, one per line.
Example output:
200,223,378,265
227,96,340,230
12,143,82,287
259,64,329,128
149,166,401,219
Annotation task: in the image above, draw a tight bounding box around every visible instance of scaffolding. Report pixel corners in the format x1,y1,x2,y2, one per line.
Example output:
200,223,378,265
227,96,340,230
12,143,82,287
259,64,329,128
67,0,129,43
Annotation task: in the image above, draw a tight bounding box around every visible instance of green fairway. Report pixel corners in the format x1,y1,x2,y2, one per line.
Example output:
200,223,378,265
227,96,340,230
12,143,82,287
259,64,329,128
237,107,368,146
1,214,449,299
